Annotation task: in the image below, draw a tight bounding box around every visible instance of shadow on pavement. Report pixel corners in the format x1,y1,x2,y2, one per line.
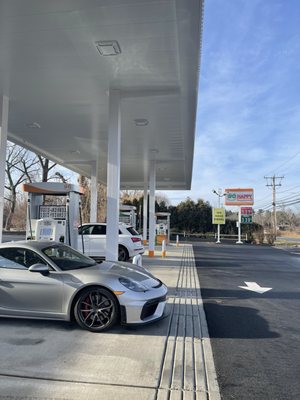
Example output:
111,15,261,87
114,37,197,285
203,302,279,339
0,311,171,337
200,287,300,300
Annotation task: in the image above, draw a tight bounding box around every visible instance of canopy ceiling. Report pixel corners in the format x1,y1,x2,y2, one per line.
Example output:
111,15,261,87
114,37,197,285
0,0,203,190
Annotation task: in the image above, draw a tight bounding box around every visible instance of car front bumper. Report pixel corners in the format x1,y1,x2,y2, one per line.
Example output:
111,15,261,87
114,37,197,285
119,285,168,325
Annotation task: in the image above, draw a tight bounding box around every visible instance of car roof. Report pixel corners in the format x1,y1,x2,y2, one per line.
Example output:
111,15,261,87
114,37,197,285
81,223,131,228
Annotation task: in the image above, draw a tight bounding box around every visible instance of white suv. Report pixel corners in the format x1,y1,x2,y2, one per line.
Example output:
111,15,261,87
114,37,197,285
78,223,144,261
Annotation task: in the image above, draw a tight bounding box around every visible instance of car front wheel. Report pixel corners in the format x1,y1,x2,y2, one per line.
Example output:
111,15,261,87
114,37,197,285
74,287,118,332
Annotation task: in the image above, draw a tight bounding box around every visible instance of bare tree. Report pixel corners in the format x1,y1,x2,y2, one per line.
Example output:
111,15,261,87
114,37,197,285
37,155,57,182
78,175,90,222
5,143,39,230
97,183,107,222
156,192,171,207
4,143,72,230
120,190,143,203
78,175,107,223
54,171,68,183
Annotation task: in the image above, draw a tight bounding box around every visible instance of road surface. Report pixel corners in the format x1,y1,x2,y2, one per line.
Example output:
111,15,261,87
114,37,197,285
194,241,300,400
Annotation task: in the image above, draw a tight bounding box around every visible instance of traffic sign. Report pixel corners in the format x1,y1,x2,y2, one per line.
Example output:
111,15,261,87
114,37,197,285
213,208,225,224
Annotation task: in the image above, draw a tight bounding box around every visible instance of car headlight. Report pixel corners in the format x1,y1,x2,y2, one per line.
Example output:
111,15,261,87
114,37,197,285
119,277,148,292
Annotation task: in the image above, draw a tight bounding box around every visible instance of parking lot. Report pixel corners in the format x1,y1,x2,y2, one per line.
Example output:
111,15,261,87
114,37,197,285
0,244,219,400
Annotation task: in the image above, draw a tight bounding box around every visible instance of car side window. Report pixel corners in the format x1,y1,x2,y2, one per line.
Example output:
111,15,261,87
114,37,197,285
92,225,106,235
78,225,94,235
0,248,45,270
24,249,46,268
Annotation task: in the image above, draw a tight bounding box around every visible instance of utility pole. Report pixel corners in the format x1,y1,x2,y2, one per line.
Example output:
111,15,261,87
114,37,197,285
264,175,284,239
212,189,225,244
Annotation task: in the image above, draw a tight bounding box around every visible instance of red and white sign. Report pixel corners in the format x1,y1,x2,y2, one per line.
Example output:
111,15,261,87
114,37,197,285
241,207,253,216
225,188,254,206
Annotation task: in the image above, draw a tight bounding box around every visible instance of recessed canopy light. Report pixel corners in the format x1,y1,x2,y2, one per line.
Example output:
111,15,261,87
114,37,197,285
134,118,149,126
70,150,80,155
95,40,121,56
25,122,41,129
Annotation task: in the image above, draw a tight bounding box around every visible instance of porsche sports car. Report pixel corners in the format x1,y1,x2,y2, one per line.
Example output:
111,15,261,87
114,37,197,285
0,241,167,332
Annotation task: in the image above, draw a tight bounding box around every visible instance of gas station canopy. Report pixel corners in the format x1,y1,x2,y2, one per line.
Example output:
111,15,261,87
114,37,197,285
0,0,203,190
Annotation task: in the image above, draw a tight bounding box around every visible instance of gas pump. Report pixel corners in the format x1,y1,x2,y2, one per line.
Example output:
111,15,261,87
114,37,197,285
119,205,137,229
23,182,83,250
155,212,171,244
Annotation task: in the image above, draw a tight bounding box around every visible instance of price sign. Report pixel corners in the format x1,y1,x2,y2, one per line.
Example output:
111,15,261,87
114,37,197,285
241,207,253,215
241,215,253,224
241,207,253,224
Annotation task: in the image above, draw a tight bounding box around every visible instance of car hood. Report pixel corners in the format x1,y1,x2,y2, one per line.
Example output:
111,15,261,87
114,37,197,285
67,261,162,289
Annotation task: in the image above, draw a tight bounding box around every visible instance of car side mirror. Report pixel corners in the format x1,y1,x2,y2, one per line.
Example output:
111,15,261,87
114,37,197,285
29,263,50,275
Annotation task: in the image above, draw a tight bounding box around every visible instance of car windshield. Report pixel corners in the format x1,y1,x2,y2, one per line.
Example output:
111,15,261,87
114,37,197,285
42,244,97,271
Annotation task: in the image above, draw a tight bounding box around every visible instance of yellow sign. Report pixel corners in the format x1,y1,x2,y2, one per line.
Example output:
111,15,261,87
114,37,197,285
213,208,225,224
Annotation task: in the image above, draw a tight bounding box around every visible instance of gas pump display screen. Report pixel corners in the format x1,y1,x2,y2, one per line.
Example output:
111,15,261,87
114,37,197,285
40,227,53,237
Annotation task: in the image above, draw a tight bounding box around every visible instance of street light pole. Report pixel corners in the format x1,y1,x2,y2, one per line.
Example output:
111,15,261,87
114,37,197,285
236,207,243,244
213,189,225,244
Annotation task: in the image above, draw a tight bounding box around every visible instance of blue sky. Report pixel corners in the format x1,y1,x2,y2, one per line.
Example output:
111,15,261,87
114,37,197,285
167,0,300,211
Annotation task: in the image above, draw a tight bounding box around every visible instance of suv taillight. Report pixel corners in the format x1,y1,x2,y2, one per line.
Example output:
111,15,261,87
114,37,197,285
131,237,141,243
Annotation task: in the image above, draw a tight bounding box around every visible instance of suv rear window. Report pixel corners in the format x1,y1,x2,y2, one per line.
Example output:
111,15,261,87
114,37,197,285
126,226,139,236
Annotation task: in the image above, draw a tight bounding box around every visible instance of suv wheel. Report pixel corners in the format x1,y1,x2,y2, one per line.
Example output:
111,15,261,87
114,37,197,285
118,245,129,261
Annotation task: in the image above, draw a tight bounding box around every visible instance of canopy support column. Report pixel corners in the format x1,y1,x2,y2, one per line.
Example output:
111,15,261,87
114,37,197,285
148,159,156,257
0,95,9,243
106,90,121,261
143,180,148,245
90,160,98,222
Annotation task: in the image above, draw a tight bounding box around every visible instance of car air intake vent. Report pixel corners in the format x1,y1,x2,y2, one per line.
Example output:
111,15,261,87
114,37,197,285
152,280,163,288
140,295,167,320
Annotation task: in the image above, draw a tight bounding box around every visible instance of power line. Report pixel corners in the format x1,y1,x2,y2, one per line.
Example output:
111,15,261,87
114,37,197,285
277,198,300,207
265,150,300,176
277,184,300,195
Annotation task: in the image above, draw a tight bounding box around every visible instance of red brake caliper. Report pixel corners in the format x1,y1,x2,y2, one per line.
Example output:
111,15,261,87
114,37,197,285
82,295,91,319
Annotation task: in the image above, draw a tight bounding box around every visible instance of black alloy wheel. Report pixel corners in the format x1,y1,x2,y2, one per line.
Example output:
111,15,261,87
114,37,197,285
118,245,129,261
74,287,118,332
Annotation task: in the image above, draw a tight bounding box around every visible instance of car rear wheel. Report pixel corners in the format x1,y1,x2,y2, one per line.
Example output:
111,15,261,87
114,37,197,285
74,287,118,332
118,245,129,261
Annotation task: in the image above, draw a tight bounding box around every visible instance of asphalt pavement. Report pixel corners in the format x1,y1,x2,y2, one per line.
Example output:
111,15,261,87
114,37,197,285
194,241,300,400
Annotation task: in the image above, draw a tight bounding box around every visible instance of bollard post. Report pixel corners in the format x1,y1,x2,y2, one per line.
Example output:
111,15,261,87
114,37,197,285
176,234,179,247
162,240,166,257
132,254,143,266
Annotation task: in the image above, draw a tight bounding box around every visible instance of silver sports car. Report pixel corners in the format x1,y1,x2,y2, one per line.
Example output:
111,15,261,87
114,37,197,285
0,241,168,332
